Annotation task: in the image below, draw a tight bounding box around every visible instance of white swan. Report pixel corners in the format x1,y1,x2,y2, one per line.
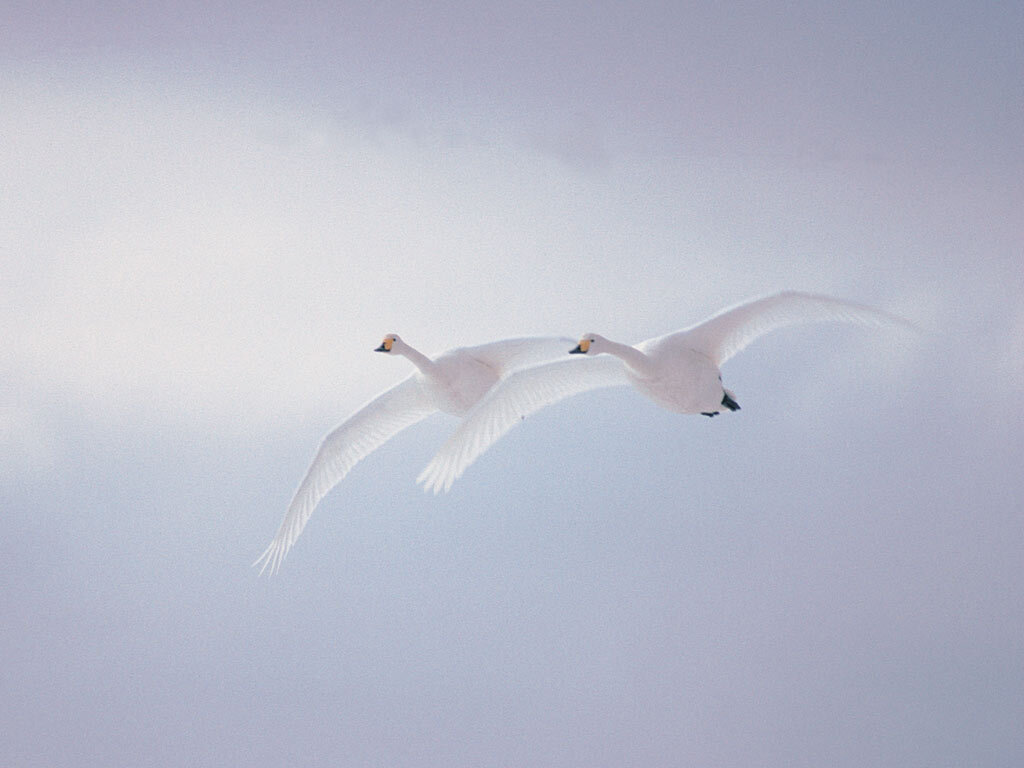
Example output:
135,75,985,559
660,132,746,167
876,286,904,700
254,333,574,574
418,291,918,494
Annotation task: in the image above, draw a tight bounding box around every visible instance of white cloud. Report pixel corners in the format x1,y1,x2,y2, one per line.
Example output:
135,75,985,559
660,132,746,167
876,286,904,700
3,65,1008,446
0,402,61,480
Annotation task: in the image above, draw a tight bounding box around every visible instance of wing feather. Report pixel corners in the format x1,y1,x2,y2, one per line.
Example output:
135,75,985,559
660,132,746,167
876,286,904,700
254,375,435,575
461,335,578,375
417,357,629,494
672,291,918,366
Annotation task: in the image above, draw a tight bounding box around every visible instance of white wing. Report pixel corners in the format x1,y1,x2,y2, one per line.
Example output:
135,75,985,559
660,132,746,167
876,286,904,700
461,335,578,375
418,357,629,494
254,375,436,575
672,290,918,366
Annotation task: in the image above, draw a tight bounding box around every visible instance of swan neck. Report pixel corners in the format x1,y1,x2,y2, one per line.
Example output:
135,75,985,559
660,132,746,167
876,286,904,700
604,340,652,374
398,344,435,374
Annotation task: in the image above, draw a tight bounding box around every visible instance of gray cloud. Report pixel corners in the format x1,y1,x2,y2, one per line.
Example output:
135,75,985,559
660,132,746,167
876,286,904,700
2,3,1022,766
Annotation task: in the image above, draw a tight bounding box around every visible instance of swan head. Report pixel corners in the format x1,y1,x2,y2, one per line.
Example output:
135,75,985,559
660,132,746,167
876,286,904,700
570,333,604,355
375,333,401,353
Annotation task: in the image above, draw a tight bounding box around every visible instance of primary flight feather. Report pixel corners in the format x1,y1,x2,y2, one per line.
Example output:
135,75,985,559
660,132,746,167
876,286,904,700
418,291,918,494
254,333,574,575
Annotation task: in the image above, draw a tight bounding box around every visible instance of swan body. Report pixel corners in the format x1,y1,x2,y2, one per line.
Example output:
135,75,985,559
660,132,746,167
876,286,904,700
418,291,917,493
254,333,574,574
589,334,728,414
414,348,499,415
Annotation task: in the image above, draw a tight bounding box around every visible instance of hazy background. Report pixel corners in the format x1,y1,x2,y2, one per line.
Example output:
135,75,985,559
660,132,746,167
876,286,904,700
2,2,1022,766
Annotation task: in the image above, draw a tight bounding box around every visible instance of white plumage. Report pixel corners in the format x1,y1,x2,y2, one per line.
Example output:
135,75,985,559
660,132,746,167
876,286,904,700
418,292,917,494
254,333,574,575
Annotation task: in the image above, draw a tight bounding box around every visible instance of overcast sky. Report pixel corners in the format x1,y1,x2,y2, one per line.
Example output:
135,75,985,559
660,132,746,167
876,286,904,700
2,2,1022,766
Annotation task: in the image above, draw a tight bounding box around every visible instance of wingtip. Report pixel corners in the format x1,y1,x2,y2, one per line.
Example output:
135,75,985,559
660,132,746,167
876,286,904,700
252,540,289,577
415,466,434,493
417,459,454,495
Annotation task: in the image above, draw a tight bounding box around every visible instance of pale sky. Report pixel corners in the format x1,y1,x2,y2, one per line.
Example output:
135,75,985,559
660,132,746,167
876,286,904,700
2,2,1022,766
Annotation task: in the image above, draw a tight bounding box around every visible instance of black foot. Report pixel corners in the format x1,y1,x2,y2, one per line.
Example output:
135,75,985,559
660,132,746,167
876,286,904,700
721,392,741,412
702,412,718,417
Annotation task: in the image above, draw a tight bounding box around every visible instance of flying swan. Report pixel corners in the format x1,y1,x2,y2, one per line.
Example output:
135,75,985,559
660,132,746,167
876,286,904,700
417,291,917,494
254,334,574,574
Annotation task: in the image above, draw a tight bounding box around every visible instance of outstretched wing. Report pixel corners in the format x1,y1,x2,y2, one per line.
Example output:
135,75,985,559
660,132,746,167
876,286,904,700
417,357,629,494
254,375,436,575
673,291,918,366
463,335,578,376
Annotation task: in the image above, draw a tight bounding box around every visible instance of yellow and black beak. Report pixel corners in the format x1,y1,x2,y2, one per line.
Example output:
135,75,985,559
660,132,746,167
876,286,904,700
569,339,590,354
375,338,393,353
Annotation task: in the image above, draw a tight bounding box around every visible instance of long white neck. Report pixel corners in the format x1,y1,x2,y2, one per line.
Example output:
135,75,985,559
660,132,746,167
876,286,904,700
600,338,653,376
396,343,435,375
